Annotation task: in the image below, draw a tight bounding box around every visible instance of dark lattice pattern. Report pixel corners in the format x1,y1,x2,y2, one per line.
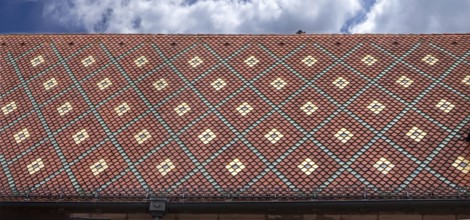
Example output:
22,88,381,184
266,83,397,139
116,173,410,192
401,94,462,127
0,34,468,201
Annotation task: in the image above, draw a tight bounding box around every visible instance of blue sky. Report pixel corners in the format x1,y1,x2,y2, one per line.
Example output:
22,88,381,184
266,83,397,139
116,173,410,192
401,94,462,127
1,0,469,34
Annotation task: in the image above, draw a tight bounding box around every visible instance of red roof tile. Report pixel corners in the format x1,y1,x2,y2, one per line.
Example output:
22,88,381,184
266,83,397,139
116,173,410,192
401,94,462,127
0,34,469,202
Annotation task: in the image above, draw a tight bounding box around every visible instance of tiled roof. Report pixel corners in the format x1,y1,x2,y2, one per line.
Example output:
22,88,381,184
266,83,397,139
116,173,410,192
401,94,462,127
0,34,469,202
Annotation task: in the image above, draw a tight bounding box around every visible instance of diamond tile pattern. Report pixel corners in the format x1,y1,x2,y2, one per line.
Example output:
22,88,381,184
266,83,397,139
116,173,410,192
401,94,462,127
0,34,469,201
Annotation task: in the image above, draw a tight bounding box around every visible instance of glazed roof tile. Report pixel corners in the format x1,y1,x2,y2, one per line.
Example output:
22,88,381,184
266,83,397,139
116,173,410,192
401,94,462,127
0,34,468,202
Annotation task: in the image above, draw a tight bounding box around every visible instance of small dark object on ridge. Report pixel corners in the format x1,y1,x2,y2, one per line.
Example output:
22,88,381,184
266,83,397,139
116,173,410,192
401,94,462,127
296,30,306,34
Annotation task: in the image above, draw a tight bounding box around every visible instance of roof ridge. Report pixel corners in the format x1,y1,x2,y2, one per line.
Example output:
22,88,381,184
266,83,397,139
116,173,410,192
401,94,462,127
0,33,469,37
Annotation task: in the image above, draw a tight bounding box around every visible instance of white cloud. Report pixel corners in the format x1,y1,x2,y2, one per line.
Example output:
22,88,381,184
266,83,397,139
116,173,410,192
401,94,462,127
43,0,362,34
350,0,470,33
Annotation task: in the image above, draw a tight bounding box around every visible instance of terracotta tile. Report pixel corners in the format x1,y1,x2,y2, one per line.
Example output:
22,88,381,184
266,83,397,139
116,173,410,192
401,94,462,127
441,63,469,100
170,43,219,81
117,43,164,81
155,89,209,132
227,43,277,80
97,89,149,132
192,65,244,105
116,114,171,162
282,87,337,131
350,139,420,188
403,43,457,78
385,111,450,161
66,44,110,81
313,64,369,104
276,140,341,189
314,112,375,162
26,64,75,105
40,89,90,132
245,113,303,162
0,34,468,201
54,114,107,162
343,43,396,79
136,141,195,189
347,86,406,130
80,64,130,105
260,35,306,58
218,89,272,131
0,51,22,94
179,113,236,162
415,85,469,129
202,36,250,59
135,65,186,106
0,88,34,126
100,171,144,196
69,141,129,189
283,42,336,79
7,142,63,189
0,112,48,160
205,141,267,189
378,62,434,103
14,42,60,81
427,138,469,186
253,64,305,105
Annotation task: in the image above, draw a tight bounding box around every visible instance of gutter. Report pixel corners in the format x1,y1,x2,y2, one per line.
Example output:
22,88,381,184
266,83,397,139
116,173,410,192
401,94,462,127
1,199,469,214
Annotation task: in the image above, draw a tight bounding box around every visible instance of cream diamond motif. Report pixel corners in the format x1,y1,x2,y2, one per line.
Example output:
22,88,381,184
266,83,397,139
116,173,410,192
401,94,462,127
27,158,45,175
211,78,226,90
174,103,191,116
97,78,112,90
153,79,168,91
115,102,131,116
43,78,58,91
81,55,96,67
422,54,438,65
452,156,470,174
135,129,151,144
188,56,203,67
406,127,427,142
373,157,395,175
334,128,353,143
271,78,287,90
73,129,89,144
90,159,108,176
298,158,319,175
57,102,73,116
300,102,318,115
2,101,17,115
396,76,413,88
265,128,283,144
462,75,470,85
435,99,455,113
361,55,377,66
134,56,148,67
236,102,253,116
367,100,385,114
156,159,176,176
198,129,216,144
302,56,317,66
244,56,259,67
31,55,45,67
332,77,349,89
226,158,245,176
14,128,30,144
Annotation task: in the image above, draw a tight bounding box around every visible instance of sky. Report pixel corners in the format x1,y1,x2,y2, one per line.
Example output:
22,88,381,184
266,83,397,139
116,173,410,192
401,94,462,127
0,0,469,34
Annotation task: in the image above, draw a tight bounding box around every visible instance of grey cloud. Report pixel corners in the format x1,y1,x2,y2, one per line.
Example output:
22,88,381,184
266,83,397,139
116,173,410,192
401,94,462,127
43,0,362,34
350,0,470,33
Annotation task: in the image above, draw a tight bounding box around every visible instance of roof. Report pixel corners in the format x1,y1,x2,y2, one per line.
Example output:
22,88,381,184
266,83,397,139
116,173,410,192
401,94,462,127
0,34,469,202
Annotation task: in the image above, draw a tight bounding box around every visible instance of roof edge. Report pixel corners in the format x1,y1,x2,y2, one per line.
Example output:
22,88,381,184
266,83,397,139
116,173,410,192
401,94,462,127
0,33,469,37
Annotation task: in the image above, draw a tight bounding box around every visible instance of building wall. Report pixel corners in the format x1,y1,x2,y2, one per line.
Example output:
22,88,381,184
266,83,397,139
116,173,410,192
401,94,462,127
68,213,470,220
0,209,470,220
